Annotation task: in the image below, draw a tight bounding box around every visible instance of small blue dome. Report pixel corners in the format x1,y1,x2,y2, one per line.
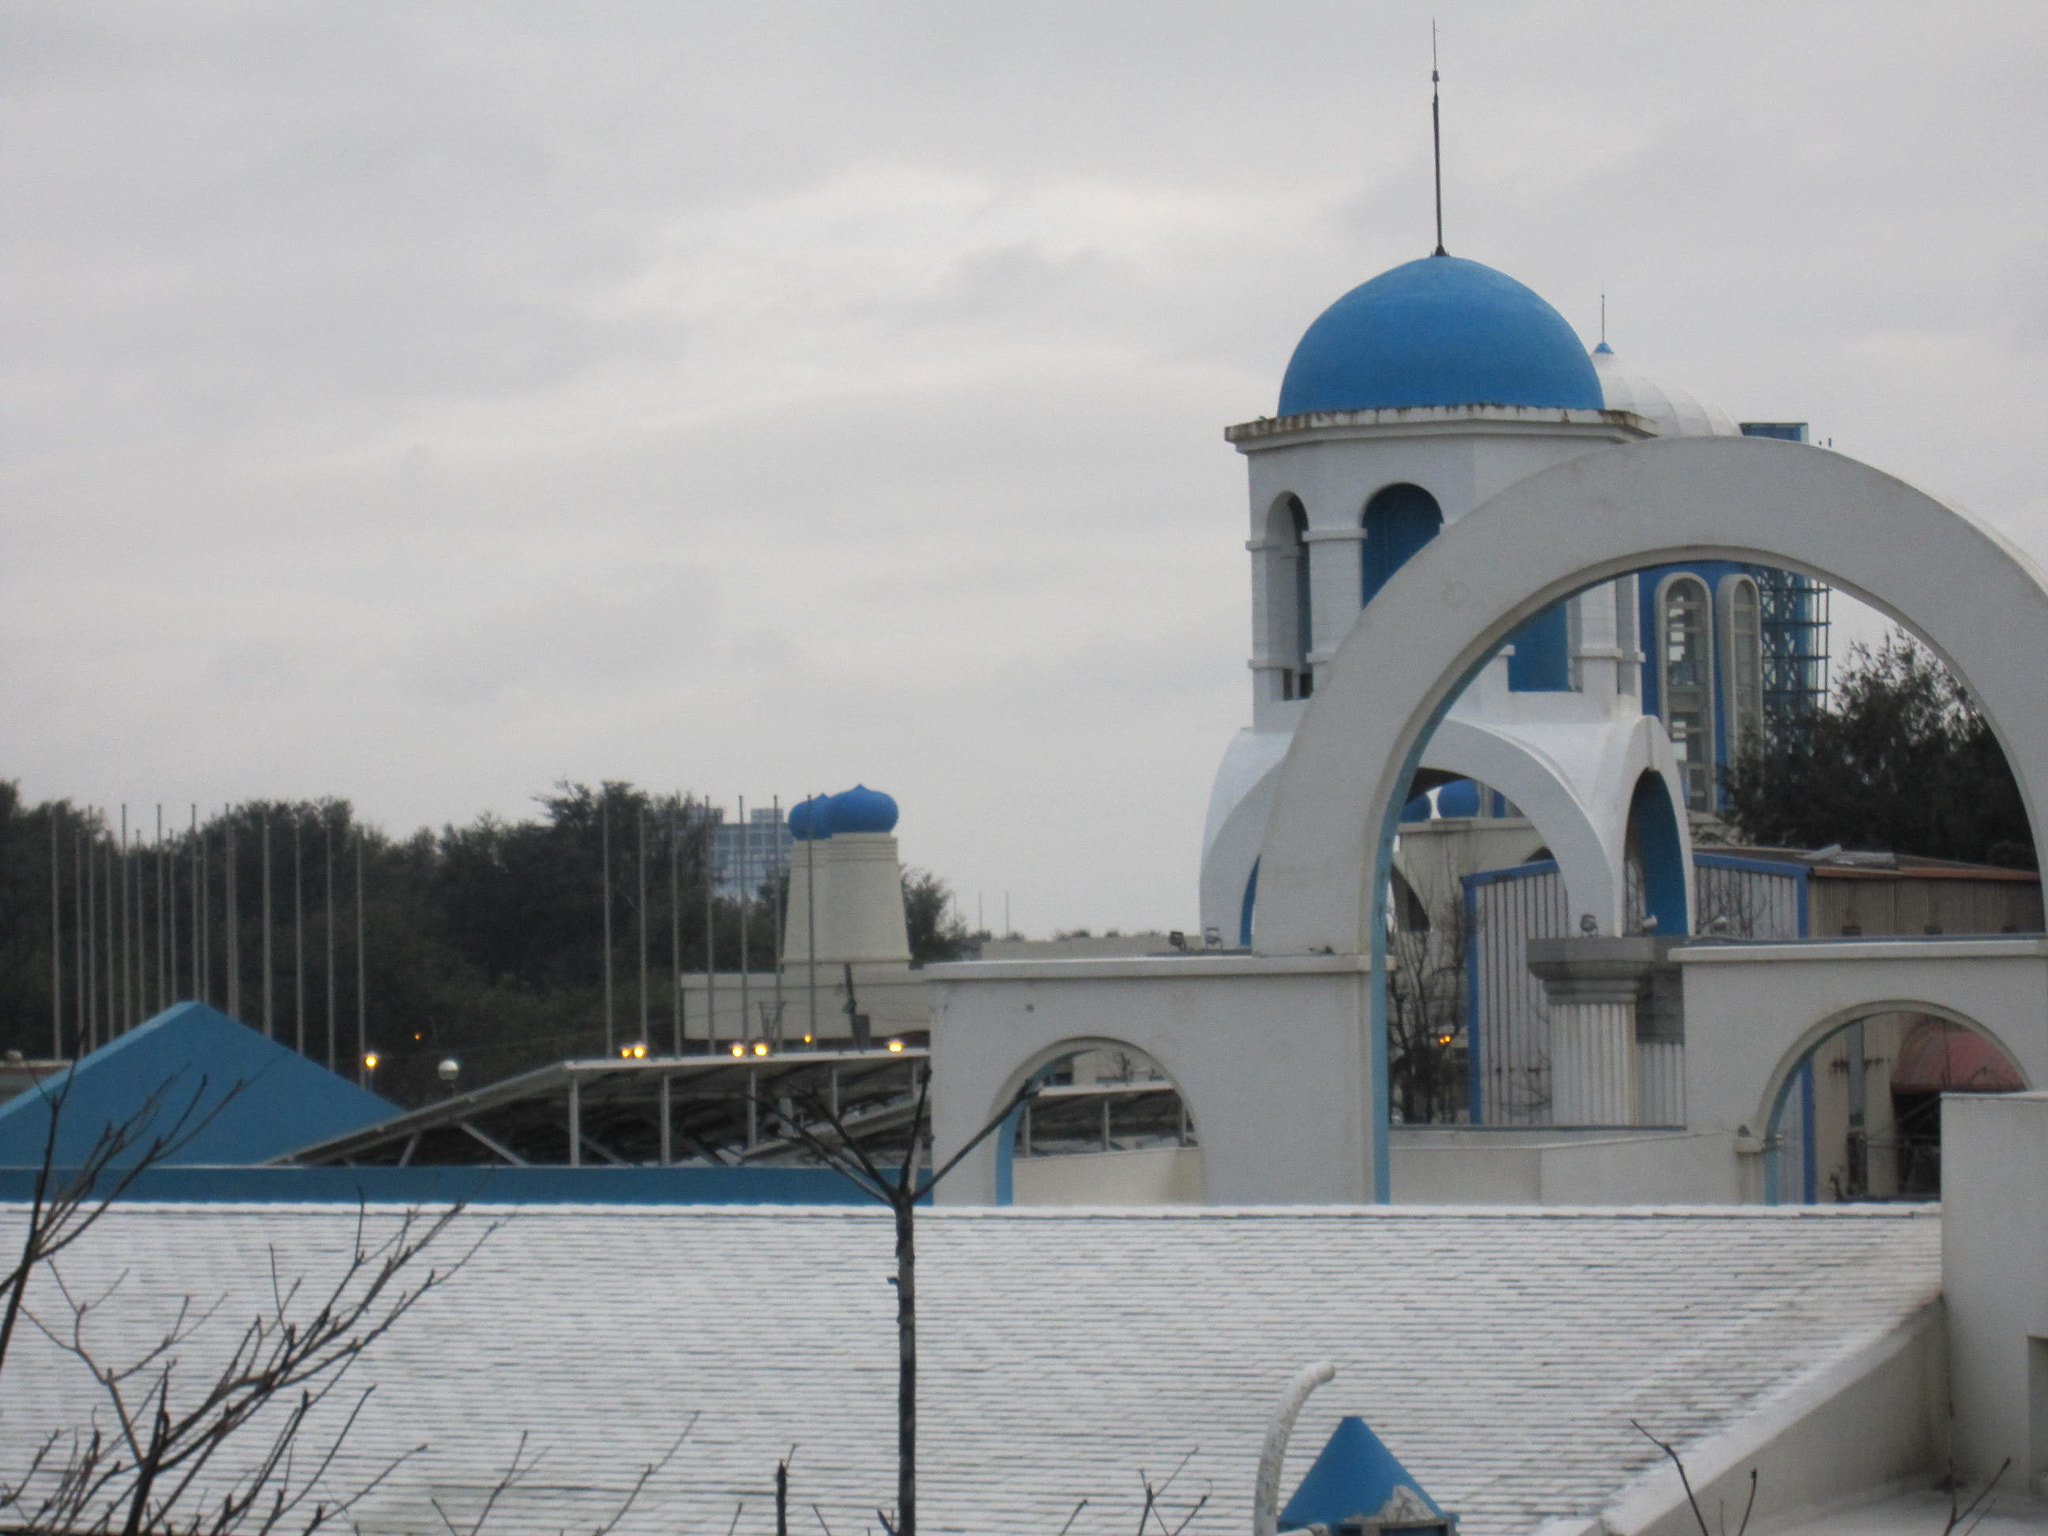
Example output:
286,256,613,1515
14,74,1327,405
1279,255,1602,416
1434,778,1483,819
788,795,831,842
826,784,898,835
1400,792,1434,824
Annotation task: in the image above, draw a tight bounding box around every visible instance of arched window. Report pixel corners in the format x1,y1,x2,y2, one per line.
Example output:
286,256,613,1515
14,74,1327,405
1264,495,1314,700
1720,574,1763,761
1360,483,1443,606
1291,498,1312,689
1656,574,1716,811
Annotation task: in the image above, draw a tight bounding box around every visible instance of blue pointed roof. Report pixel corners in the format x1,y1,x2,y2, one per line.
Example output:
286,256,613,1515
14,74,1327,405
0,1002,398,1168
1280,1416,1450,1532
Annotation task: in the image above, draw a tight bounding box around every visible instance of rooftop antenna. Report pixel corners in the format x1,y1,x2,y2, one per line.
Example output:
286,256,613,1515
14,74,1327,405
1600,292,1607,345
1430,20,1447,256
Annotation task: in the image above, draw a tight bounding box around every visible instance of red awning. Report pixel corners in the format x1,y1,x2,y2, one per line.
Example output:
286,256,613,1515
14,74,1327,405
1891,1020,2025,1093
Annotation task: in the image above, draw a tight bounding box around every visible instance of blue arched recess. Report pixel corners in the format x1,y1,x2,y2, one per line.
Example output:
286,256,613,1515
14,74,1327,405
1239,858,1260,947
1627,774,1688,936
1361,484,1443,606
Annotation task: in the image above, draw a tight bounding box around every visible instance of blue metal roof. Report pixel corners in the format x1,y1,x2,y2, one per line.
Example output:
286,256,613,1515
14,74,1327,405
1279,255,1601,416
1279,1416,1451,1531
0,1002,397,1169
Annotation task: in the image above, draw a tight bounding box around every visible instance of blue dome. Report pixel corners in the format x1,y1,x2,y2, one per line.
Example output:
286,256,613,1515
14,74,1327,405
826,784,898,835
1434,778,1483,819
1278,255,1602,416
788,795,831,842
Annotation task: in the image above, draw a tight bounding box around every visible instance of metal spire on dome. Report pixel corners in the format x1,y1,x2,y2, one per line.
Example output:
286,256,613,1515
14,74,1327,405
1430,21,1447,257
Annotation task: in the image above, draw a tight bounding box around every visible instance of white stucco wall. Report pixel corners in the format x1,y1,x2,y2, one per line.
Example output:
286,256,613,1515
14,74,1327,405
1601,1296,1948,1536
1943,1089,2048,1490
782,832,912,967
1677,940,2048,1200
926,953,1374,1205
1390,1127,1738,1205
1010,1144,1204,1205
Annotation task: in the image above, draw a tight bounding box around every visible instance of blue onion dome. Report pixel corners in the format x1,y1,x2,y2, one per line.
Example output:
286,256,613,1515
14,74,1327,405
788,795,831,841
1279,255,1603,416
1401,792,1434,824
825,784,898,835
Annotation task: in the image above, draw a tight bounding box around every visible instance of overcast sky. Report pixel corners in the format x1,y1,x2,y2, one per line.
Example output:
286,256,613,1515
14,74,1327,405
6,1,2046,934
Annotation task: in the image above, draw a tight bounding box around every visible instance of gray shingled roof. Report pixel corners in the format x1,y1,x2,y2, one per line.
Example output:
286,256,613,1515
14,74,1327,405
0,1203,1940,1536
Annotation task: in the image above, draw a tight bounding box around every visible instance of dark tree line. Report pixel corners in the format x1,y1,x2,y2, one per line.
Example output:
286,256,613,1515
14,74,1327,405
1724,634,2036,870
0,781,970,1107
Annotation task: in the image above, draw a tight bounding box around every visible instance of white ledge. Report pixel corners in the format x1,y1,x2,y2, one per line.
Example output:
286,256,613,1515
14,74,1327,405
1675,936,2048,963
927,951,1376,981
1224,403,1647,448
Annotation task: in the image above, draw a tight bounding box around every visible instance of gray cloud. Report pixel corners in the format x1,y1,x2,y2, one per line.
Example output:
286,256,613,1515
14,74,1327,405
5,0,2046,929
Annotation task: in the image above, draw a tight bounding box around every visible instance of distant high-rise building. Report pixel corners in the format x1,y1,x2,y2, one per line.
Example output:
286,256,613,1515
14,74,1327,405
708,803,790,900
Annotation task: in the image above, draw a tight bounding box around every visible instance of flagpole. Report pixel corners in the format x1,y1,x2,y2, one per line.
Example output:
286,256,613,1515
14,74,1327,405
355,830,366,1083
325,816,337,1071
637,802,649,1053
738,795,750,1046
293,816,305,1054
703,798,716,1054
49,810,61,1059
669,797,682,1056
601,794,614,1058
261,807,274,1038
771,794,784,1047
225,810,240,1021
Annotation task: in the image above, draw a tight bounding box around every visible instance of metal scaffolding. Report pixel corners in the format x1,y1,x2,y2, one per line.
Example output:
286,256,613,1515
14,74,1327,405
1747,564,1831,730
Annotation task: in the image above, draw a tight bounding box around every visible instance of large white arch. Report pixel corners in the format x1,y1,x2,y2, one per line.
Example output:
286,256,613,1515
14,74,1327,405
1256,436,2048,957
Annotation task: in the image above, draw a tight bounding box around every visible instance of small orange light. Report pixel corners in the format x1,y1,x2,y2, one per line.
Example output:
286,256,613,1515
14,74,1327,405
802,1034,813,1044
729,1043,745,1057
752,1041,769,1057
886,1038,905,1053
633,1043,647,1058
364,1053,380,1070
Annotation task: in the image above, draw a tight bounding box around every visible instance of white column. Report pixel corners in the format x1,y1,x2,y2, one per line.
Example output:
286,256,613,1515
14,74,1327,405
1548,993,1639,1126
1571,579,1632,701
1527,937,1675,1128
1303,525,1365,674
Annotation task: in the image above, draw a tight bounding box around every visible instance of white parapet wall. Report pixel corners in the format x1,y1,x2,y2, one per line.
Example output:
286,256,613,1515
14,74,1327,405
1942,1088,2048,1492
1390,1127,1738,1205
926,951,1375,1205
1011,1144,1205,1206
1677,938,2048,1201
